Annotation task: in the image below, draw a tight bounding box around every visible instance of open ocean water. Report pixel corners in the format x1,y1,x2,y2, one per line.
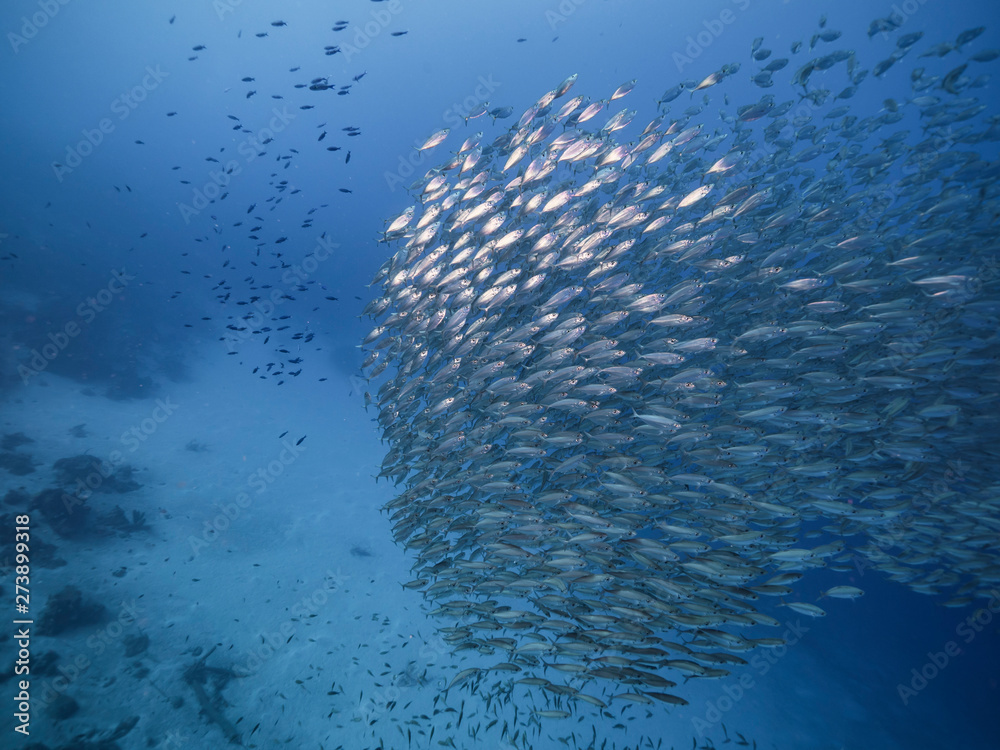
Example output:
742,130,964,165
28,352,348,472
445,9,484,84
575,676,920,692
1,1,999,749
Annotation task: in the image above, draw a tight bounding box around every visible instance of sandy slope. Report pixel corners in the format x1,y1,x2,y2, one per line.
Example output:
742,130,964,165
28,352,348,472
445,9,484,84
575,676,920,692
1,361,995,749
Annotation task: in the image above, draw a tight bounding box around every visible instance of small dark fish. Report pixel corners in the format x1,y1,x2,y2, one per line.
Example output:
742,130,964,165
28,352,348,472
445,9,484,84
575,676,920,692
246,90,256,99
296,435,306,445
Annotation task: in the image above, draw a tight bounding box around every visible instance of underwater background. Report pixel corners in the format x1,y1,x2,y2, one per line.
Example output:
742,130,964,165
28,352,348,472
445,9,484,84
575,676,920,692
1,1,999,748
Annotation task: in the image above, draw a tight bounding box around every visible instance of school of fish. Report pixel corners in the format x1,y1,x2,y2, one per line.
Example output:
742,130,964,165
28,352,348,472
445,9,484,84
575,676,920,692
361,15,1000,713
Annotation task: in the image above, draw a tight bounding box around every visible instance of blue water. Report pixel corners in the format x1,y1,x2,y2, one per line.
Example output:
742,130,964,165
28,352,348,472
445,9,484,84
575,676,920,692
1,1,999,748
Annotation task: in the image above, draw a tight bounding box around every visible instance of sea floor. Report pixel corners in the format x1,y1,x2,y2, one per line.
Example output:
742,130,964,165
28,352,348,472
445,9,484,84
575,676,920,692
1,358,996,750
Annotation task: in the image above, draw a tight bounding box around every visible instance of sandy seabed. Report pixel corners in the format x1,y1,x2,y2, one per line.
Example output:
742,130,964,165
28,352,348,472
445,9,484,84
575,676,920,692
1,358,996,750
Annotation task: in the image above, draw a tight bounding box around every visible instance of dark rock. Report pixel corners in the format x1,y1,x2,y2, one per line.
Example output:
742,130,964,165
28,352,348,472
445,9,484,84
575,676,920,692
37,586,107,636
123,634,149,658
3,488,30,506
32,487,89,538
107,715,139,741
52,455,141,493
102,506,148,533
34,651,60,676
103,464,141,494
32,535,67,568
1,432,33,450
47,694,78,721
0,527,66,567
0,452,35,475
52,455,103,486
